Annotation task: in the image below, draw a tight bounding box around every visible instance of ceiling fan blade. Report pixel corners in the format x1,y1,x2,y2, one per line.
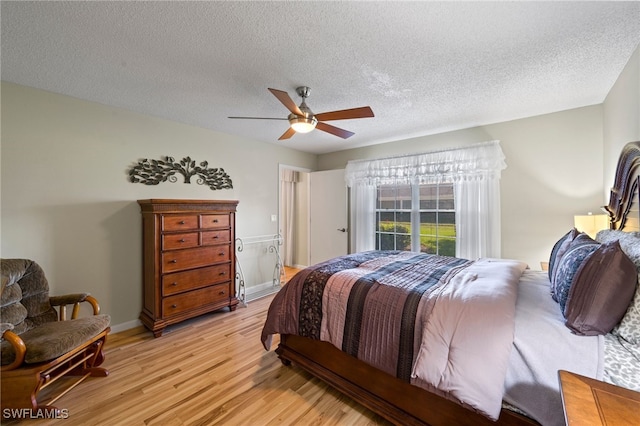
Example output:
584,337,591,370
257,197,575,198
316,122,355,139
268,88,303,116
228,116,287,120
315,106,374,122
278,127,297,140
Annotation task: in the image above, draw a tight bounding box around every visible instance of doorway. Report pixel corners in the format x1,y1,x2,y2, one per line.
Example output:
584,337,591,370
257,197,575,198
279,165,349,269
279,165,310,270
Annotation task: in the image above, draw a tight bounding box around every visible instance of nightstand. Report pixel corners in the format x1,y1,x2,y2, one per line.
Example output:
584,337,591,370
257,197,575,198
558,370,640,425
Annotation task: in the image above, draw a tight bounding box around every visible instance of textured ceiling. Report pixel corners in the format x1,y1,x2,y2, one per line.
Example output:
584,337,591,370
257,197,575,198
2,1,639,155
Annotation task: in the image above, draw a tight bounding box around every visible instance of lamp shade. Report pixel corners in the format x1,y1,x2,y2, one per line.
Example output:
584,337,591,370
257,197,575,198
574,214,609,238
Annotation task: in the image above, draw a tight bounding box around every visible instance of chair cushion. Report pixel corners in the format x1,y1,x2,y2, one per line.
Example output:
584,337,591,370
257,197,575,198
1,259,57,334
1,314,110,365
1,302,28,329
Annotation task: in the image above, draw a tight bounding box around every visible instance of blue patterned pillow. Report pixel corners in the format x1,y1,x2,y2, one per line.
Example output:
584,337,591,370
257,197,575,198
552,233,599,308
548,228,579,291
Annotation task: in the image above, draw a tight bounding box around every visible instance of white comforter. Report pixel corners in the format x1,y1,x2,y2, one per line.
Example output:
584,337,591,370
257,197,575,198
411,258,527,420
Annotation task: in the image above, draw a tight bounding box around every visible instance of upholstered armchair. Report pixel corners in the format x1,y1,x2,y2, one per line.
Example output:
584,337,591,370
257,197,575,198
1,259,111,411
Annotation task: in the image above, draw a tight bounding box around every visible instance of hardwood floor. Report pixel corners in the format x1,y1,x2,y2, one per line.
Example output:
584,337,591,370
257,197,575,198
7,295,390,425
282,266,303,284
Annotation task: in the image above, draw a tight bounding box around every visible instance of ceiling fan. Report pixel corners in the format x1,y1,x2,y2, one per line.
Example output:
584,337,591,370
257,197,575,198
228,87,374,140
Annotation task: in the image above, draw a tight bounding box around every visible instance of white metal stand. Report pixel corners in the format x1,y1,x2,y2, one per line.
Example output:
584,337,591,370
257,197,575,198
235,233,284,305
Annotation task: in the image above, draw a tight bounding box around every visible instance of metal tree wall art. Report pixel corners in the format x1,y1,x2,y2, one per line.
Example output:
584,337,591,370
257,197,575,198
128,156,233,190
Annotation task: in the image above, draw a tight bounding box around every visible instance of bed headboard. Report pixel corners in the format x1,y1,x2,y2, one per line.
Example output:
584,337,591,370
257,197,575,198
604,141,640,232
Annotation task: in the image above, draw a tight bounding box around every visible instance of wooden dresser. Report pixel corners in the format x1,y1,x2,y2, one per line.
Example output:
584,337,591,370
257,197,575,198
138,199,239,337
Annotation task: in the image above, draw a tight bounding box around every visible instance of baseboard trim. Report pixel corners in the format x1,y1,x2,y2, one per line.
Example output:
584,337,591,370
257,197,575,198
108,281,283,332
246,281,280,302
110,318,143,334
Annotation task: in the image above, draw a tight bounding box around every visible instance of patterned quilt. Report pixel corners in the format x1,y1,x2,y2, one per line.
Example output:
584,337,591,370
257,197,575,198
261,250,527,420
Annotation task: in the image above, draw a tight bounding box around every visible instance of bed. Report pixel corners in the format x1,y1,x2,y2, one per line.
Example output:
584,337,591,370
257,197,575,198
261,141,640,426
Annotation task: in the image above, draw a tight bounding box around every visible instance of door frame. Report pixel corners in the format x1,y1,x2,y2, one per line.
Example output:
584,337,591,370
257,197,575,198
278,164,312,268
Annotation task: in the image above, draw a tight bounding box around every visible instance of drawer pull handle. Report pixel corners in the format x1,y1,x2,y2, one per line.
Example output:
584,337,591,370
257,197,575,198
213,235,219,239
170,259,177,263
179,239,185,243
171,282,178,286
171,304,177,308
219,272,226,276
213,219,219,223
218,252,225,256
179,220,185,225
218,291,226,296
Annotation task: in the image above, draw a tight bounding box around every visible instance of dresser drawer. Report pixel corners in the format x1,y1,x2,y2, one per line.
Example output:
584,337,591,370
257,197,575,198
162,245,231,273
162,246,214,273
202,230,231,245
163,232,199,250
163,215,198,231
201,214,229,229
162,283,231,317
162,264,232,296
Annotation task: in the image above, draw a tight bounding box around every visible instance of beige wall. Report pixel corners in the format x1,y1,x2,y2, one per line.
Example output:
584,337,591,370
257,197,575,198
0,82,316,330
319,106,604,269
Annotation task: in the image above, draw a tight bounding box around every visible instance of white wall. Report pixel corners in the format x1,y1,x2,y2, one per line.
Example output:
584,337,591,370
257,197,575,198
0,82,316,329
294,171,309,268
318,105,604,269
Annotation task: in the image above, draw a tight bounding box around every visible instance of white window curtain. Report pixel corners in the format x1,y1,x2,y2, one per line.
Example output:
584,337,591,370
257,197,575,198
350,183,376,252
280,169,299,266
345,141,506,259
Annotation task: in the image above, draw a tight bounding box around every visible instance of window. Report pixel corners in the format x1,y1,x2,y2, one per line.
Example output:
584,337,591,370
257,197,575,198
375,182,456,256
346,141,505,259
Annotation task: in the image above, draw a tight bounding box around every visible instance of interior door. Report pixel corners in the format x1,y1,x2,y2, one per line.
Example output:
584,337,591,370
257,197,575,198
309,169,348,265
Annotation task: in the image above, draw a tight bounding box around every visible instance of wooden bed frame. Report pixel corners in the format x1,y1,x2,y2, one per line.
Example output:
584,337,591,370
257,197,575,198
275,141,640,426
604,141,640,232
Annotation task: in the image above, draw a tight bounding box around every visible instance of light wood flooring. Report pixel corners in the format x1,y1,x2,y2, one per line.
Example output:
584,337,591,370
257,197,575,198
8,294,390,425
282,266,303,284
244,266,302,302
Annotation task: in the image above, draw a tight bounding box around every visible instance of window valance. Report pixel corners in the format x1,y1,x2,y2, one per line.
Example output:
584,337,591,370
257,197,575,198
345,140,506,186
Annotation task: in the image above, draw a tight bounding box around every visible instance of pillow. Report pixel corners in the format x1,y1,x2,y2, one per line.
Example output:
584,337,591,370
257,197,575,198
595,229,640,344
614,279,640,344
561,240,637,336
595,229,640,268
548,228,579,289
552,233,599,306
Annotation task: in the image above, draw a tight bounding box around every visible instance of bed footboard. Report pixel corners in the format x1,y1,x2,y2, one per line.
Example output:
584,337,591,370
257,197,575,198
276,334,538,426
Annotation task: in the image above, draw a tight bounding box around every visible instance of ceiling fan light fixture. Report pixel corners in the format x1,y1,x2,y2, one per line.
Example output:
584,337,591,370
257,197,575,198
230,87,372,140
289,115,318,133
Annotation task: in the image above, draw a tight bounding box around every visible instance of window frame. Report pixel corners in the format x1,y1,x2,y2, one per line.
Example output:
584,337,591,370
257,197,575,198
375,182,456,255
